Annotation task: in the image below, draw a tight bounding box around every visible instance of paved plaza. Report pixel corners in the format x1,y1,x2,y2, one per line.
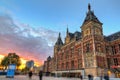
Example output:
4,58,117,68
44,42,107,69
0,75,119,80
0,75,87,80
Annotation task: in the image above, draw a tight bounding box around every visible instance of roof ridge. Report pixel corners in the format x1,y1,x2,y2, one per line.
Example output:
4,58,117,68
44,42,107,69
106,31,120,37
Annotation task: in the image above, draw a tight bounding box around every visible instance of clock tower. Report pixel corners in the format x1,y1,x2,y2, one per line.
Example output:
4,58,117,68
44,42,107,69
81,4,107,76
81,4,103,37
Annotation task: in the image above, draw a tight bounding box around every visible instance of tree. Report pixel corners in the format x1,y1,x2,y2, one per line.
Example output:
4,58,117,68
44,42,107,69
1,53,21,70
1,56,9,70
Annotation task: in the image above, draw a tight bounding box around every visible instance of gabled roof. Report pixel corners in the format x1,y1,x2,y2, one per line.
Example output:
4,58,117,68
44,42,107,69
105,31,120,41
55,33,63,45
47,56,51,61
74,31,82,40
68,31,82,41
68,33,74,39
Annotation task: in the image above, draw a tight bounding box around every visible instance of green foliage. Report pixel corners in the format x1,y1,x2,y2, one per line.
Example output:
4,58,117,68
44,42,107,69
1,56,9,69
1,53,21,68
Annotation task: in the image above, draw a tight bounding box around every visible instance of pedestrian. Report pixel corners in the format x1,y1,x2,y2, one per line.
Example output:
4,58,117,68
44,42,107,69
104,74,109,80
88,74,91,80
80,75,83,80
91,75,94,80
100,75,103,80
39,70,43,80
28,70,33,79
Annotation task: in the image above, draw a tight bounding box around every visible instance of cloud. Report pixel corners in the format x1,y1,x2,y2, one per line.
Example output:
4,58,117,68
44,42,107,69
0,15,58,65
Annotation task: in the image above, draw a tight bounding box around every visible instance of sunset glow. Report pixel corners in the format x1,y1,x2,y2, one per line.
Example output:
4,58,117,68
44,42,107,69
0,54,41,70
0,55,4,58
0,1,119,73
18,58,27,70
0,55,4,63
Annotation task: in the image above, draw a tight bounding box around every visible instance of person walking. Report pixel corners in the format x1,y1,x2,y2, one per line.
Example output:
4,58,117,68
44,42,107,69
100,75,103,80
39,70,43,80
88,74,92,80
28,70,33,79
104,74,109,80
91,75,94,80
80,75,83,80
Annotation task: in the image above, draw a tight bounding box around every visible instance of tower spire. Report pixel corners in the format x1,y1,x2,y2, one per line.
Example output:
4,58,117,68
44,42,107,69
82,3,102,25
67,25,69,34
88,3,91,11
55,32,63,45
59,32,61,38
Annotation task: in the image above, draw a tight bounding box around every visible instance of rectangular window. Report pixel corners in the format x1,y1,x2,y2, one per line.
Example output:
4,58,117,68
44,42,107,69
107,58,111,68
98,46,101,52
78,48,81,55
71,48,74,53
85,59,88,67
86,43,90,52
119,44,120,52
71,61,74,69
96,43,102,52
112,46,116,55
66,50,69,59
106,46,109,53
78,59,82,69
61,53,63,60
71,48,74,57
62,63,64,70
114,58,118,66
66,62,69,70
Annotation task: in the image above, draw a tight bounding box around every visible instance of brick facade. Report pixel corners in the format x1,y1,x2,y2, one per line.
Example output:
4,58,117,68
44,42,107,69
43,4,120,77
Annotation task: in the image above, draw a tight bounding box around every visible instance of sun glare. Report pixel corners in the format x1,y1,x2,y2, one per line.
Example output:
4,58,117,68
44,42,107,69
18,58,27,70
19,58,41,69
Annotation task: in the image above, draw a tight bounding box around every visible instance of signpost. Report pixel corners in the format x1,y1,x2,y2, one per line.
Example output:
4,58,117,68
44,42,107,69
6,64,16,78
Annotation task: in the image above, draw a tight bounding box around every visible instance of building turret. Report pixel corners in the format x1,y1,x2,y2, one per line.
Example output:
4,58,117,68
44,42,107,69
67,26,69,36
65,27,71,44
55,33,63,46
54,33,63,56
81,3,103,38
47,56,51,61
80,4,106,75
82,3,102,25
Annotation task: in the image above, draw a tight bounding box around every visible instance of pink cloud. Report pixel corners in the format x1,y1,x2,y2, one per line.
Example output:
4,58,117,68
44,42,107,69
0,15,58,65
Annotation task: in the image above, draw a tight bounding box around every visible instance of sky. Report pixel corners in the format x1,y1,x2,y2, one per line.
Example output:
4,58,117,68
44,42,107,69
0,0,120,65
